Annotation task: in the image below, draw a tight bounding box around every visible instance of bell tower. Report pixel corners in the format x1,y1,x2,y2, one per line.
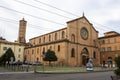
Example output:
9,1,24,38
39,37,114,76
18,18,27,43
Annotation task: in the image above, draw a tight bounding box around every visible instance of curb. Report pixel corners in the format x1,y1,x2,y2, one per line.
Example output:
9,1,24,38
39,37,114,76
0,71,34,74
35,70,113,74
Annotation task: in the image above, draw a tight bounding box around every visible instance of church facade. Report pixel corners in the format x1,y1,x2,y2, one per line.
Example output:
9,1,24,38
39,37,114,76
24,16,100,66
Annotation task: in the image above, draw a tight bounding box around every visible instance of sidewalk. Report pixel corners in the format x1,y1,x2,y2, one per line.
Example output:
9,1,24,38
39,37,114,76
0,66,115,74
0,67,34,74
0,71,34,74
33,66,115,74
0,67,10,72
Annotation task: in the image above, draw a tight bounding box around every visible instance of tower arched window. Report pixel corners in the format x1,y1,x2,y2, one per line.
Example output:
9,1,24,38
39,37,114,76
71,48,75,57
55,33,57,40
62,31,65,39
71,34,75,42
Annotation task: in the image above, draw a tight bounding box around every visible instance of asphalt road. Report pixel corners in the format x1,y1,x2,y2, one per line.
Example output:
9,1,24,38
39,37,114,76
0,71,115,80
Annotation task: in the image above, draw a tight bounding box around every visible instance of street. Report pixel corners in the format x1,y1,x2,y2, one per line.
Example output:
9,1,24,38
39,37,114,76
0,71,114,80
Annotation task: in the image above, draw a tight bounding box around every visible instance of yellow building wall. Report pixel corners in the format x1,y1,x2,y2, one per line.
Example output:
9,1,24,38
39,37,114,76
0,42,25,62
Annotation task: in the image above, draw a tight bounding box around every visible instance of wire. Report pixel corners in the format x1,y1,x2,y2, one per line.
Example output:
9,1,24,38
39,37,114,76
14,0,72,19
0,5,66,26
0,6,106,34
0,17,60,31
92,21,117,31
0,17,18,24
0,16,106,39
13,0,110,33
0,1,119,37
34,0,79,17
0,16,111,38
34,0,120,33
0,2,117,33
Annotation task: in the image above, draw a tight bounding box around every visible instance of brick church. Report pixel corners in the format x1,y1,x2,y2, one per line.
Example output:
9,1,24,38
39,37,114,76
23,15,100,66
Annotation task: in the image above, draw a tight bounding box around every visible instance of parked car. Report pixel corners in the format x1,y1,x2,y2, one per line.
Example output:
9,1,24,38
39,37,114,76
32,61,43,66
23,61,33,65
10,61,22,65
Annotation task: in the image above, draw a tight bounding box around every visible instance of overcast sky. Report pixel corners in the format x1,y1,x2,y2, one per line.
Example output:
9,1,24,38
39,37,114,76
0,0,120,42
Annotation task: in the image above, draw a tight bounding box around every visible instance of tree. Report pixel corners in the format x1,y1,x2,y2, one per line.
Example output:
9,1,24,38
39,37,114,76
5,48,15,64
43,49,57,66
0,53,6,65
0,48,15,65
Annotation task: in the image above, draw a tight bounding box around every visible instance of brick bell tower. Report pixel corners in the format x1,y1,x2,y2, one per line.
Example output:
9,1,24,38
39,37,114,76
18,18,27,43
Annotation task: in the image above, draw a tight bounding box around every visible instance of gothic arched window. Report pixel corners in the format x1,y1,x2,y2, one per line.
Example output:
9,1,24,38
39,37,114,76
71,48,75,57
58,45,60,52
50,46,52,50
55,33,57,40
62,31,65,39
93,51,96,59
71,34,75,42
43,47,45,54
37,48,39,54
49,35,51,41
43,36,45,43
39,38,41,43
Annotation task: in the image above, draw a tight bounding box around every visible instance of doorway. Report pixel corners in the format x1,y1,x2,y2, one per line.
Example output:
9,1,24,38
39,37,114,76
82,55,87,65
81,48,89,65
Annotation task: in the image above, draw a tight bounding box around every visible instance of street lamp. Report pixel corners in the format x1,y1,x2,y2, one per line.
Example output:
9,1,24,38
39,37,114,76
41,52,46,73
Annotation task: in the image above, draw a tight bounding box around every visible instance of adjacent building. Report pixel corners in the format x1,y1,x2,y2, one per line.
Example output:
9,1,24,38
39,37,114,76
0,37,25,62
99,31,120,67
24,15,100,66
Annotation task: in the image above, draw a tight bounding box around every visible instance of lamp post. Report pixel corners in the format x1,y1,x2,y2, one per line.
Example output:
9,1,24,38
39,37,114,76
101,51,105,67
41,52,46,73
34,64,37,73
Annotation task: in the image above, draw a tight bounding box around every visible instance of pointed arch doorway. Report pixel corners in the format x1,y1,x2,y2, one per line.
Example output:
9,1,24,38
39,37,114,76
81,48,89,65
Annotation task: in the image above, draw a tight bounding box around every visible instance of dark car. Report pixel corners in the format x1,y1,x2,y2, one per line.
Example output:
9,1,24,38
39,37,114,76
32,61,43,66
23,61,32,65
10,61,22,65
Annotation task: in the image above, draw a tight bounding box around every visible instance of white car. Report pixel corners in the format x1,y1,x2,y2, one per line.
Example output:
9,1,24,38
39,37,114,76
86,63,93,71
